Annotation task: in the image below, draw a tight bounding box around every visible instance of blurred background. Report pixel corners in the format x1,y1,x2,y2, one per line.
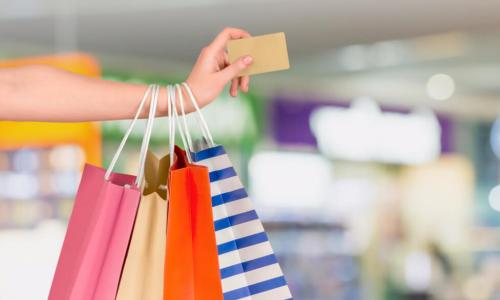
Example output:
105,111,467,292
1,0,500,299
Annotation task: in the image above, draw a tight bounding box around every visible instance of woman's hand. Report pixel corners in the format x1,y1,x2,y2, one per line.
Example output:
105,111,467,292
185,27,253,108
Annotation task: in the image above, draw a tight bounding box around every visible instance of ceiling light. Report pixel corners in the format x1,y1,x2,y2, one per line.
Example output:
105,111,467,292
426,73,455,101
490,117,500,159
489,185,500,212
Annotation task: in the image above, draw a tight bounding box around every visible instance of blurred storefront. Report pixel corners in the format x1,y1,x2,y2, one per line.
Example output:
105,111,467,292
1,3,500,298
2,64,498,299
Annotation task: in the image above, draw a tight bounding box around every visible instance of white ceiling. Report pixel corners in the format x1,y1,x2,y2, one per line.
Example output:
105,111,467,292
2,0,500,62
1,0,500,119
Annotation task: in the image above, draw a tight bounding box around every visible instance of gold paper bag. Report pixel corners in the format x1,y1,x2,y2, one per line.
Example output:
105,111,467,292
116,151,169,300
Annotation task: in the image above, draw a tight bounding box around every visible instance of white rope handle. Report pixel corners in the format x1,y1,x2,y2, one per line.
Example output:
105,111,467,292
175,84,194,151
179,82,215,150
135,84,159,186
105,84,153,181
169,84,192,163
181,82,214,145
168,85,175,167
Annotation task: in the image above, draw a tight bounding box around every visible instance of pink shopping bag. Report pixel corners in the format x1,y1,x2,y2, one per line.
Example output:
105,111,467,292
49,84,160,300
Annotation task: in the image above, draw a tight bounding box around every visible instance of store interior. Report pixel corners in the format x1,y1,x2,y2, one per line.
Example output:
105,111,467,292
1,0,500,299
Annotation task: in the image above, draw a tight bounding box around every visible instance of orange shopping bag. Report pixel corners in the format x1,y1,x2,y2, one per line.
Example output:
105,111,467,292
163,85,223,300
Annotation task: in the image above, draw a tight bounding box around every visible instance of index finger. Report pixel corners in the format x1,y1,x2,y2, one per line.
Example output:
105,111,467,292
207,27,251,55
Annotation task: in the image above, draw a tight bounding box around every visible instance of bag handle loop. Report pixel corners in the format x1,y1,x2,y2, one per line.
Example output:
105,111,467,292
176,82,215,152
135,84,159,186
105,84,159,187
169,84,193,163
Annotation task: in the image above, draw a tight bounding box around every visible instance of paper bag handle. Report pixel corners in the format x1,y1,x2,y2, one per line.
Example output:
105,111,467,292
105,84,159,187
175,82,216,153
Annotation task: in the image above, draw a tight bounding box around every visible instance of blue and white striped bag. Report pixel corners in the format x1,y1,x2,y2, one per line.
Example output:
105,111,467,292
174,83,292,300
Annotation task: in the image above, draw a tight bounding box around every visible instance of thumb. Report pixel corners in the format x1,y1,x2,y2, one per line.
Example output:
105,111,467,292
218,55,253,83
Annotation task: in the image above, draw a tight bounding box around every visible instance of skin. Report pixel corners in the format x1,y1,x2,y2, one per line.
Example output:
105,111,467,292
0,27,253,122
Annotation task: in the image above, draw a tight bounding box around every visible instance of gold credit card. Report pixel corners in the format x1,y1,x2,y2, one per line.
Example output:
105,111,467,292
227,32,290,76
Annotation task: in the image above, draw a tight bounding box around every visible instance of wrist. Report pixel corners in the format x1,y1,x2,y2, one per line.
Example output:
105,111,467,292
155,84,169,116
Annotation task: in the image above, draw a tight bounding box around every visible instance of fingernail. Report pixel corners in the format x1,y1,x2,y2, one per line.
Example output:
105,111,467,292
243,56,253,64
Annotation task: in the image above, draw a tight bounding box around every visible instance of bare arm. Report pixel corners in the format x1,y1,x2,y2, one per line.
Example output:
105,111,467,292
0,65,168,122
0,28,253,122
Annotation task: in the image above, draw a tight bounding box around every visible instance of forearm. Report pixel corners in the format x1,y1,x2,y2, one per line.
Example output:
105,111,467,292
0,28,254,122
0,65,193,122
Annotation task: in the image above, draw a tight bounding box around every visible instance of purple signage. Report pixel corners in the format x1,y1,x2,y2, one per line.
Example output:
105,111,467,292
270,94,454,153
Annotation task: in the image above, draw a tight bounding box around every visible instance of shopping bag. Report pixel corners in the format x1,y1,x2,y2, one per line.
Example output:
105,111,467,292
49,84,160,300
115,150,169,300
164,85,223,300
177,83,293,300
